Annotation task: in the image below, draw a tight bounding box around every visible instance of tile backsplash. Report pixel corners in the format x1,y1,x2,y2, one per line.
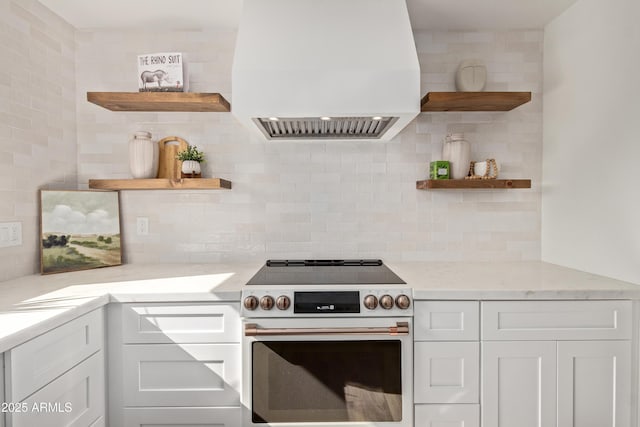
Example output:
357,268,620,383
0,4,543,280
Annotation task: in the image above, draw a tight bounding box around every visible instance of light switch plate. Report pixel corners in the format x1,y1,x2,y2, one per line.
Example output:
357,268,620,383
136,217,149,236
0,222,22,248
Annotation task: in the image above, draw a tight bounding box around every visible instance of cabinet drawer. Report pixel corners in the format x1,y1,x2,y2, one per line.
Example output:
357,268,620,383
10,351,105,427
122,303,240,344
123,407,240,427
8,308,103,402
415,404,479,427
122,343,240,407
414,301,479,341
414,342,479,404
482,300,632,341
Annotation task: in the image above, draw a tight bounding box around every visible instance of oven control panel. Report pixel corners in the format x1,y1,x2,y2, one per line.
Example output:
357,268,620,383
241,288,413,317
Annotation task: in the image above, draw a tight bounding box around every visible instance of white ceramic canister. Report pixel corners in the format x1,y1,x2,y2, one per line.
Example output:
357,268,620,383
442,133,471,179
129,131,159,178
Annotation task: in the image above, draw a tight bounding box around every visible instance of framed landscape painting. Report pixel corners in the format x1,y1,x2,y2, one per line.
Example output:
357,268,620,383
40,190,122,274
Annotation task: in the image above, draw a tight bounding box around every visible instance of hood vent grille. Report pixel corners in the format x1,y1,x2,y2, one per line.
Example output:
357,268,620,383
254,117,398,140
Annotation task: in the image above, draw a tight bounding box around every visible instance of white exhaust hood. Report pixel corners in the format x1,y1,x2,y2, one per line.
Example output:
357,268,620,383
232,0,420,141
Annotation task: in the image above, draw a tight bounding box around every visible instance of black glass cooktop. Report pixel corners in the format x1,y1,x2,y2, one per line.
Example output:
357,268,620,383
246,259,406,286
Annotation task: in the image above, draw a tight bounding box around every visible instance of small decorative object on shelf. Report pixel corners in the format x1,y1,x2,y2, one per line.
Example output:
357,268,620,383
466,159,499,180
176,145,205,178
129,131,159,179
138,52,187,92
429,161,450,179
455,59,487,92
442,133,471,179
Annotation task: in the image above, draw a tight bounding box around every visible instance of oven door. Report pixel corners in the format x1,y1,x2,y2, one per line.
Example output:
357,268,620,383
242,317,412,427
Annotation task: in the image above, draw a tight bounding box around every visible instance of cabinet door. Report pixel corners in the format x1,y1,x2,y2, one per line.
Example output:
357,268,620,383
414,342,479,403
482,300,631,341
122,303,240,344
482,341,556,427
7,308,103,402
415,404,479,427
414,301,479,341
122,407,240,427
557,341,631,427
10,351,104,427
122,343,240,407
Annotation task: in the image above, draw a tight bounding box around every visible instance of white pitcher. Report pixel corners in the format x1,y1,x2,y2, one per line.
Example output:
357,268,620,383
129,131,159,179
442,133,470,179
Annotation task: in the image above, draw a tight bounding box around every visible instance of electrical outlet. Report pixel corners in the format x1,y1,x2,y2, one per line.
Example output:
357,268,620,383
136,217,149,236
0,222,22,248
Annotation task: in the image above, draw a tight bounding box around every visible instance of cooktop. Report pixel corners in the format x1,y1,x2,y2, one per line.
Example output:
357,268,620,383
245,259,406,286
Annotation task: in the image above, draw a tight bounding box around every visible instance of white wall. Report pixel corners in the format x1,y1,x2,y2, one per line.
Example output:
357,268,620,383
543,0,640,283
0,0,77,281
74,30,543,264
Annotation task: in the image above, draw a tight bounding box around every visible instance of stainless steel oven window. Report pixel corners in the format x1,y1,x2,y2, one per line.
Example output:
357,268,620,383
251,340,403,423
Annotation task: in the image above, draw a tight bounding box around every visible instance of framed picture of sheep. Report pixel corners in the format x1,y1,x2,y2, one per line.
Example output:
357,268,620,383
39,190,122,274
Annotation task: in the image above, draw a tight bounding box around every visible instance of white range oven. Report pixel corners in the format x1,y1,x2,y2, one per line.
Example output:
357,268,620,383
241,259,413,427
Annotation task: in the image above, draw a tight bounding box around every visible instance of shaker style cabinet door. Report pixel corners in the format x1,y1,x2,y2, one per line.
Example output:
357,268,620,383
10,351,105,427
414,301,479,341
557,341,631,427
122,343,241,407
121,303,241,344
482,341,556,427
414,342,479,404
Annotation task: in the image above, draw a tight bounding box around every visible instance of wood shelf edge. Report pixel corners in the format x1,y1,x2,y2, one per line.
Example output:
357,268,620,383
420,91,532,112
89,178,232,190
86,91,231,112
416,179,531,189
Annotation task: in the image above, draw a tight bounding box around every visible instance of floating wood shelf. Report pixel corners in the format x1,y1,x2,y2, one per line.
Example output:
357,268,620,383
421,92,531,112
89,178,232,190
86,92,231,112
416,179,531,190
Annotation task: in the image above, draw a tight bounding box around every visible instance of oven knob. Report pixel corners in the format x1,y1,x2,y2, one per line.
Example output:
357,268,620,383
395,294,411,310
363,294,378,310
379,294,394,310
243,296,259,311
276,295,291,310
260,295,275,310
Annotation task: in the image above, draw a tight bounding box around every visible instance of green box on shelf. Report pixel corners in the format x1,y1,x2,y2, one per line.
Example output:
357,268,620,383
430,161,450,179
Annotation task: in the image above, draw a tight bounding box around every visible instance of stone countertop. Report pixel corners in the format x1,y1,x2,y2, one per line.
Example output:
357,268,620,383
0,261,638,353
387,261,640,300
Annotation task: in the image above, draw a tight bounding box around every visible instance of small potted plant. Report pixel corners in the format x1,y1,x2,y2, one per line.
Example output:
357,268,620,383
176,145,205,178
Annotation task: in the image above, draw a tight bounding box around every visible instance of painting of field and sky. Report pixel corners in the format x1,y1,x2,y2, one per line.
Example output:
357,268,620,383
40,190,122,274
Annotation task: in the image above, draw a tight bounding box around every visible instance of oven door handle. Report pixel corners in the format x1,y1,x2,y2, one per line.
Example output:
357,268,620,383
244,322,409,337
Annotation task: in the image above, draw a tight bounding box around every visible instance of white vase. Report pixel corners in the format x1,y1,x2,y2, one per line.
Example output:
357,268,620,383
442,133,471,179
181,160,201,175
129,131,159,179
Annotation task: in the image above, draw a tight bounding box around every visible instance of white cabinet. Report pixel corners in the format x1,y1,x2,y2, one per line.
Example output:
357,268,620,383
109,302,241,426
482,341,557,427
415,404,479,427
414,301,480,427
414,301,479,341
414,342,479,404
11,352,105,427
122,343,240,407
122,407,240,427
4,308,105,427
6,308,103,402
557,341,631,427
481,300,633,427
